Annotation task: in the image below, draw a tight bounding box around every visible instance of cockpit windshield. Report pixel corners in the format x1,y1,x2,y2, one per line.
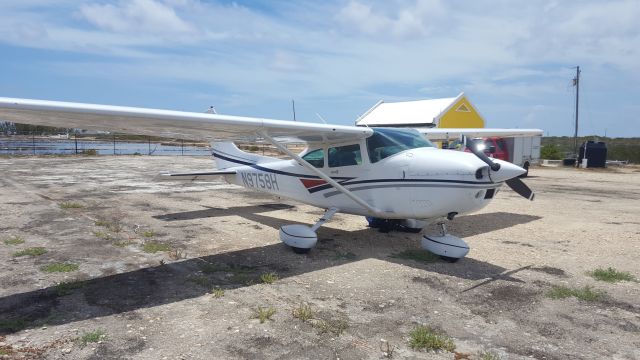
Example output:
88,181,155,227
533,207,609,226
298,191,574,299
366,128,434,163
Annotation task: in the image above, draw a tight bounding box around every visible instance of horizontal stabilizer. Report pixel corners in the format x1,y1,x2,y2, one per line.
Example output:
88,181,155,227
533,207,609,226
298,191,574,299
157,170,236,181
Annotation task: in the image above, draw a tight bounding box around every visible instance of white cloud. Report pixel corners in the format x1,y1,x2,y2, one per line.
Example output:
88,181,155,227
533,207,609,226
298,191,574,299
79,0,194,35
0,0,639,135
335,0,445,38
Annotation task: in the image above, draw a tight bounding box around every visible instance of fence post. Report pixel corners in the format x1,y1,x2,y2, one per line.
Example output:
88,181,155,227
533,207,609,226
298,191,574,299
32,132,35,155
74,133,78,154
113,135,116,155
181,139,184,156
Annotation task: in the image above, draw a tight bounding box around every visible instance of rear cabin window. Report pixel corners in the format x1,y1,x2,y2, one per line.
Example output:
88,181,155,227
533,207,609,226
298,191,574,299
366,128,434,163
328,144,362,167
302,149,324,168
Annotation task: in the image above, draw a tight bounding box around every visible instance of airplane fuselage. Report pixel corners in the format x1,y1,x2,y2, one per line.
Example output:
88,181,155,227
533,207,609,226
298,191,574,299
217,146,523,220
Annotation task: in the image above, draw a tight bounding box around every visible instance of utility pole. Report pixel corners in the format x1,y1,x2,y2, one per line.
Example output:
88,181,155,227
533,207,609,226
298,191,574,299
573,66,580,157
292,100,296,121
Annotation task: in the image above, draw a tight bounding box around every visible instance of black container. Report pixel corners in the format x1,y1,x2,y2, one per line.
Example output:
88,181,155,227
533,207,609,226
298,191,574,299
578,141,607,168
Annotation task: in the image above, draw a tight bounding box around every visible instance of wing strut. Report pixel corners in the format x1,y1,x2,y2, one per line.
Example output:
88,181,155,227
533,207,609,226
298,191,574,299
260,132,384,217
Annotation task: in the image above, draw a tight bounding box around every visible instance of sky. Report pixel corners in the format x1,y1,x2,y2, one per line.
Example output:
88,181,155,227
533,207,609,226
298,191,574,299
0,0,639,137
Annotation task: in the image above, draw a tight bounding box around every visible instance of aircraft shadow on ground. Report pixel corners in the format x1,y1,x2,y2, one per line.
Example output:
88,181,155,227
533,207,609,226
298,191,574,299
0,206,540,334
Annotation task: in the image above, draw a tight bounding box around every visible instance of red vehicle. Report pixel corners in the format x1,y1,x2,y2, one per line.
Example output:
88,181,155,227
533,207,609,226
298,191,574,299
448,137,509,161
470,137,509,161
451,136,536,177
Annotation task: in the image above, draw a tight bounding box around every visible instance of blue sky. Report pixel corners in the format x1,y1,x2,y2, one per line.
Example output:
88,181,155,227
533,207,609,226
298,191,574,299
1,0,639,137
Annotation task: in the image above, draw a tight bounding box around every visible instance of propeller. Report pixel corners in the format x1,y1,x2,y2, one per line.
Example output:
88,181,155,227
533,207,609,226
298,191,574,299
506,177,535,200
462,135,535,201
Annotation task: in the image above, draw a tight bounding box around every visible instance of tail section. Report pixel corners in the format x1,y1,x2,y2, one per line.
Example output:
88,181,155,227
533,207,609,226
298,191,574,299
211,142,277,170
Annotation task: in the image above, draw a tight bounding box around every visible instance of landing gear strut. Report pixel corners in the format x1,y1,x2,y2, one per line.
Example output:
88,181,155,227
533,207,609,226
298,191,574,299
421,222,470,262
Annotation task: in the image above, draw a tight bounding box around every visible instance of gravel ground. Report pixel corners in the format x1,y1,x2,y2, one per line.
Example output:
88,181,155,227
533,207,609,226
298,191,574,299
0,156,638,360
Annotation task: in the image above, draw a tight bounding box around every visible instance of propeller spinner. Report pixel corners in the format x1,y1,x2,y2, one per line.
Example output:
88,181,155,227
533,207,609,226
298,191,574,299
463,136,535,201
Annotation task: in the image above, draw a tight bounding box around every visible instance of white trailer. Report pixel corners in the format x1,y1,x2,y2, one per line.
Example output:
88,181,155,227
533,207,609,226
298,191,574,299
504,136,541,174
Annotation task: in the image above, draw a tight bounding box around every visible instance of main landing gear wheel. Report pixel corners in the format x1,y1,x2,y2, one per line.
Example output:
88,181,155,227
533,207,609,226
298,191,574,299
291,246,311,254
421,223,469,262
279,207,339,254
439,255,460,263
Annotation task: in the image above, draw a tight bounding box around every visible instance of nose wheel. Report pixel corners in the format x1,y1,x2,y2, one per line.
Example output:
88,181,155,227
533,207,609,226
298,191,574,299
421,222,469,262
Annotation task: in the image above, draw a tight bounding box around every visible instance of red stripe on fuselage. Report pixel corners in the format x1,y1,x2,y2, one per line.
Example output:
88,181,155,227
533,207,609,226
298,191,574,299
300,178,327,189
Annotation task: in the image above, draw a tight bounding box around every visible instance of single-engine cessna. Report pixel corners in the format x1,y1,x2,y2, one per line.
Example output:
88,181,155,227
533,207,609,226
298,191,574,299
0,97,542,261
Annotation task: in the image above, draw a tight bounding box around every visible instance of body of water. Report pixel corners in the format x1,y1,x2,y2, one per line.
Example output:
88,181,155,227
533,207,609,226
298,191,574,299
0,138,211,156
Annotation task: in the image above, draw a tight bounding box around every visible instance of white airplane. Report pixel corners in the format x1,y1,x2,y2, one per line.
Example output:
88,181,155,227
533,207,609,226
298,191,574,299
0,97,542,261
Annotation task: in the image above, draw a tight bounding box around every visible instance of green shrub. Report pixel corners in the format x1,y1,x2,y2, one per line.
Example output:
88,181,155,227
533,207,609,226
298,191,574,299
588,267,635,282
547,285,605,301
3,236,25,245
252,307,276,323
79,330,106,346
40,262,79,273
260,272,278,284
408,325,456,352
540,144,562,160
142,241,172,253
12,247,47,257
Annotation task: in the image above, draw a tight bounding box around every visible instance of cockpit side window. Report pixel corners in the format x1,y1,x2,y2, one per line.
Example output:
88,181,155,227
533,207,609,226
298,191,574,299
366,128,434,163
328,144,362,168
302,148,324,168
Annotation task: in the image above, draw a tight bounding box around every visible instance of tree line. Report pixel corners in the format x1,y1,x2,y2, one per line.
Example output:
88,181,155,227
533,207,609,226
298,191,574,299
0,122,73,135
541,136,640,163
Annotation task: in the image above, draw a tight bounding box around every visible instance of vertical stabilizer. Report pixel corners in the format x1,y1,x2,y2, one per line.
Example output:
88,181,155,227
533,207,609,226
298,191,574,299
211,142,277,170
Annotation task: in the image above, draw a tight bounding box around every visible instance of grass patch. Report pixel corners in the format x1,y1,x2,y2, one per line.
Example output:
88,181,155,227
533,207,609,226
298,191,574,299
0,318,29,332
79,330,106,347
55,281,85,296
3,236,25,245
391,249,440,264
142,241,172,253
40,262,79,273
588,267,635,283
547,285,606,301
479,351,500,360
12,247,47,257
142,230,155,238
212,288,225,298
408,325,456,352
292,303,314,322
251,307,276,323
59,202,84,209
93,231,113,241
260,272,278,284
112,239,134,247
332,251,357,261
187,275,211,288
94,219,122,233
315,318,348,336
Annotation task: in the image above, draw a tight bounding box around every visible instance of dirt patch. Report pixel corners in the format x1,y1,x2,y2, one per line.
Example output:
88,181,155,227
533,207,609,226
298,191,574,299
0,157,638,359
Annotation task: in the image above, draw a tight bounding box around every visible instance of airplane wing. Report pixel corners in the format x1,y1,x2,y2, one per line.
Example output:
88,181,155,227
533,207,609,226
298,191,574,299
416,128,543,141
0,97,372,143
